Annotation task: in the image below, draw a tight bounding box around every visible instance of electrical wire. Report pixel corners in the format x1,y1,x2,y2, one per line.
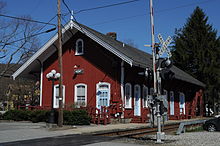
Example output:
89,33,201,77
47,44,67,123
89,0,218,26
62,0,85,33
62,0,71,14
90,14,145,26
154,0,217,14
62,0,141,16
0,13,56,26
37,15,57,33
0,27,56,46
73,0,141,14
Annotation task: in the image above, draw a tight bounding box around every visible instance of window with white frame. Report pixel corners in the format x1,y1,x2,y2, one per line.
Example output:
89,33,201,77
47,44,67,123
54,85,65,108
125,83,132,108
75,39,84,55
170,91,175,115
179,92,185,115
134,85,141,99
143,86,148,108
75,83,87,107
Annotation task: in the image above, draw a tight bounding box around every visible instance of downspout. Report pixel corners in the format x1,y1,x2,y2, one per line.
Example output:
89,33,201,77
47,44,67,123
40,65,43,106
120,61,125,118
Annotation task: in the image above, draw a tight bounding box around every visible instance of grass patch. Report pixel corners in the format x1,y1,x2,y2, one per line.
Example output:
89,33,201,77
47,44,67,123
186,125,204,132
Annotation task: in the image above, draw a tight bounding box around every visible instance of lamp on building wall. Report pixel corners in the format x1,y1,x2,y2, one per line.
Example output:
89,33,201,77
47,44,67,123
74,69,84,75
46,69,60,124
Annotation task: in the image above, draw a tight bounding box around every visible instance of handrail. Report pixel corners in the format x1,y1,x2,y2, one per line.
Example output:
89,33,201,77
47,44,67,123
176,119,206,135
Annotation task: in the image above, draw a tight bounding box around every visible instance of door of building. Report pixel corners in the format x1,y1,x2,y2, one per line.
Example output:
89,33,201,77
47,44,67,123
96,82,110,110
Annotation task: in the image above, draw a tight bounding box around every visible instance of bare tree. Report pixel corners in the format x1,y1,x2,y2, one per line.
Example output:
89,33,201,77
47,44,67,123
0,1,40,78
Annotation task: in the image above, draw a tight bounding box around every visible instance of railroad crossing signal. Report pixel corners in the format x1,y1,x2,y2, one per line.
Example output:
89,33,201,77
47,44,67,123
157,34,172,58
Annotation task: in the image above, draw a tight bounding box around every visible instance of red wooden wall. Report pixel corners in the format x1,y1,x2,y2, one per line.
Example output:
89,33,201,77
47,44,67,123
41,30,204,122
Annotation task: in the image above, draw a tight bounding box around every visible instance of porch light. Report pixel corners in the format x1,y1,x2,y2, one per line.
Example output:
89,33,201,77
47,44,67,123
74,69,84,75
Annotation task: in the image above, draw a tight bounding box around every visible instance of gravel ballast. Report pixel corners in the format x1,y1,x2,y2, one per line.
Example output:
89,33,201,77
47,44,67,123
114,131,220,146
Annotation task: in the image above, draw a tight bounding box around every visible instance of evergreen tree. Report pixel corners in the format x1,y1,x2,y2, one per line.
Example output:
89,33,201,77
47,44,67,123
172,7,220,107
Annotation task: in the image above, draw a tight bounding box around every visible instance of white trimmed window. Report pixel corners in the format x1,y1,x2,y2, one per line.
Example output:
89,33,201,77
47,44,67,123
75,83,87,107
54,85,65,108
125,83,132,108
143,85,148,108
75,39,84,55
170,91,175,115
179,92,185,115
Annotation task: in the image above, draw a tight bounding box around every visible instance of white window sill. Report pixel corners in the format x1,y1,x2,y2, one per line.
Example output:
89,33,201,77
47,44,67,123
75,53,83,56
125,106,132,109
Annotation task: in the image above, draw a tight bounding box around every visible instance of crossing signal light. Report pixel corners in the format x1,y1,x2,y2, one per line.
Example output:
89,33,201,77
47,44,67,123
159,58,175,80
160,68,175,80
160,58,172,69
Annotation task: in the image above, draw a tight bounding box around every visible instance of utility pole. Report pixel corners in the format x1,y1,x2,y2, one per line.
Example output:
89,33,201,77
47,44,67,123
149,0,157,94
149,0,163,143
57,0,63,127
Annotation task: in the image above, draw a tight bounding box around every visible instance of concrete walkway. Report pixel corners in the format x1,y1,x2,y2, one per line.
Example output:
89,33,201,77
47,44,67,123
0,121,149,143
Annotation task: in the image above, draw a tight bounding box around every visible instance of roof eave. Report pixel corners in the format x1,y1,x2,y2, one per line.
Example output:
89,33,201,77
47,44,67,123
12,23,72,80
12,21,134,79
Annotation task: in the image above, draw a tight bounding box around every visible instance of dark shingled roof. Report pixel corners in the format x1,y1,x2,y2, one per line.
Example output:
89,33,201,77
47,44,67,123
12,21,205,88
79,23,205,87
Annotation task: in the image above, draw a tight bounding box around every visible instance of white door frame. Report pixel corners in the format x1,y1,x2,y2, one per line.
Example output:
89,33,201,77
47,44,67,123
96,82,110,110
53,85,65,108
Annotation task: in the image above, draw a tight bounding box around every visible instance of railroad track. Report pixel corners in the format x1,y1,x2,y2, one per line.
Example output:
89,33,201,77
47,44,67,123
93,123,180,138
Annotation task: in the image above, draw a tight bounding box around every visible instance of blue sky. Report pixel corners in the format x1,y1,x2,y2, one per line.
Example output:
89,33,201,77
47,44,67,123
4,0,220,53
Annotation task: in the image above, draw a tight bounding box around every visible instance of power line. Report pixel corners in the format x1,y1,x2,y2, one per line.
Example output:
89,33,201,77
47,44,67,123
90,14,145,26
37,15,57,33
62,0,85,33
0,14,56,26
154,0,217,14
62,0,71,14
0,27,56,46
89,0,218,26
73,0,141,14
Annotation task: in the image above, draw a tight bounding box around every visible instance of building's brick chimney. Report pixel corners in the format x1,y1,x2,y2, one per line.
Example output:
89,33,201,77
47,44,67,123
106,32,117,40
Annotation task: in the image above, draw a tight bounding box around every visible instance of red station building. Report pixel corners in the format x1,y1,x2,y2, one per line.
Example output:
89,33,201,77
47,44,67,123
13,21,205,124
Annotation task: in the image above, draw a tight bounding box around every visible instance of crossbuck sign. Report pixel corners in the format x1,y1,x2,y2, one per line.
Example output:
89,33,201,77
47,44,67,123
157,34,172,58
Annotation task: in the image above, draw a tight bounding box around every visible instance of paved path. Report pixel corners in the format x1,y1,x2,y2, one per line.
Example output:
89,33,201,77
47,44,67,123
0,121,148,144
0,122,75,143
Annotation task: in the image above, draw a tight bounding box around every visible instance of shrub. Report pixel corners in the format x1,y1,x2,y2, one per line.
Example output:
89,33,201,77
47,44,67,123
31,110,51,123
3,110,32,121
63,109,91,125
2,109,91,125
186,125,204,132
